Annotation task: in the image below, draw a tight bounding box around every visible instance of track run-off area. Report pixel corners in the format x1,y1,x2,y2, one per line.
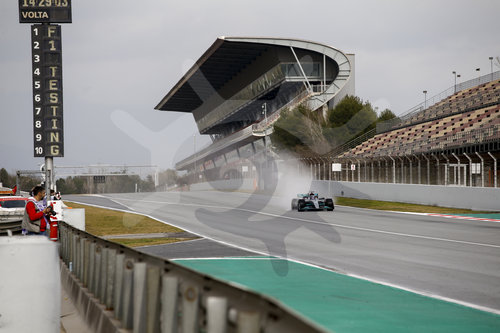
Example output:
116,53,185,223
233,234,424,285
65,191,500,332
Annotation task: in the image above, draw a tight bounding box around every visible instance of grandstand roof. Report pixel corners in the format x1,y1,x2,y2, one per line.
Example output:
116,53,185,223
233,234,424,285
155,36,352,114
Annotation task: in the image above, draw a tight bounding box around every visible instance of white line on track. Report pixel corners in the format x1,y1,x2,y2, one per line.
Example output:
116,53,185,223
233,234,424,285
67,197,500,315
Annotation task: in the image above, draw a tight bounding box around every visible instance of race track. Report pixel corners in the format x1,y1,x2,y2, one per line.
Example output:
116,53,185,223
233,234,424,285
64,191,500,313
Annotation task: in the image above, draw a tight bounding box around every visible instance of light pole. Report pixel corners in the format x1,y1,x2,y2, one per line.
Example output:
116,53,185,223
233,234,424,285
423,90,427,109
490,57,494,80
452,71,457,93
476,68,480,85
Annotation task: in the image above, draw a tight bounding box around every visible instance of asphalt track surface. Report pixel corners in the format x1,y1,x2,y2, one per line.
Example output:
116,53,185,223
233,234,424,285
65,191,500,314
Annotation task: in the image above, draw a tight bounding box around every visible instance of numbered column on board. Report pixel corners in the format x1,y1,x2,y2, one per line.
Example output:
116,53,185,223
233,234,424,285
31,24,44,157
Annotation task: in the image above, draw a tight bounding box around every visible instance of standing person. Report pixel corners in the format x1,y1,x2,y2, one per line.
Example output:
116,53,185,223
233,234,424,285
21,185,52,236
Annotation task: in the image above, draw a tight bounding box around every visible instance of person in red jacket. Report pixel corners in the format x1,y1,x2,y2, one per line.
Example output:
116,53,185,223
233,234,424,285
21,185,53,235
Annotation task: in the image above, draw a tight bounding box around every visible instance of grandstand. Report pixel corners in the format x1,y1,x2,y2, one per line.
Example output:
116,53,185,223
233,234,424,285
327,72,500,187
156,37,354,188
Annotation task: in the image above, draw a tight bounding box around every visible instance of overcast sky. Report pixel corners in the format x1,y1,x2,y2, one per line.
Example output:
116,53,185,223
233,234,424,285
1,0,499,175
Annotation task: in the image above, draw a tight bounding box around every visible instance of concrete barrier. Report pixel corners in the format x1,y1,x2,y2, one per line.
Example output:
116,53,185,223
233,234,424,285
0,236,60,333
63,207,85,230
312,180,500,211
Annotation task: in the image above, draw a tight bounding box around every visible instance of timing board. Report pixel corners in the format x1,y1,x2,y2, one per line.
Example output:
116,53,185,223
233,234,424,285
31,24,64,157
19,0,72,24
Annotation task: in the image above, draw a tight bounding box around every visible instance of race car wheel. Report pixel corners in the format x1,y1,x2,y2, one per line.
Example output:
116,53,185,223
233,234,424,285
291,198,298,210
297,200,305,212
325,198,334,211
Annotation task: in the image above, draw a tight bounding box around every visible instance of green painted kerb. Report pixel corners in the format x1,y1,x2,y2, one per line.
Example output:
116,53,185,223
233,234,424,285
452,213,500,220
176,258,500,333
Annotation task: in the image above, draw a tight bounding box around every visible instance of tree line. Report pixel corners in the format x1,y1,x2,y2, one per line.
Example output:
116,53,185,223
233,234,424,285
271,95,396,157
0,168,184,195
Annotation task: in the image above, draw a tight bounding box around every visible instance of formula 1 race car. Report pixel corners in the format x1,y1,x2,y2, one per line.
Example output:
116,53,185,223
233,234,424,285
291,192,334,212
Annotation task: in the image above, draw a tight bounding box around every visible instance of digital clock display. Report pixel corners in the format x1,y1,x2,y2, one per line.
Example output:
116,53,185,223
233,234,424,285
19,0,72,23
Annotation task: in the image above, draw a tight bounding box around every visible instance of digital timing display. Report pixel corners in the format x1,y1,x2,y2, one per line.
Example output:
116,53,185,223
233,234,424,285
19,0,72,23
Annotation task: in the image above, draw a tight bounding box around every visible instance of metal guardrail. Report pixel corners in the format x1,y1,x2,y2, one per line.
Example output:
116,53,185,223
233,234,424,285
59,222,329,333
251,88,310,135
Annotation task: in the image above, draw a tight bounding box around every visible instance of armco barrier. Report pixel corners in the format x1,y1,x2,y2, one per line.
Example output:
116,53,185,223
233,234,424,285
59,221,328,333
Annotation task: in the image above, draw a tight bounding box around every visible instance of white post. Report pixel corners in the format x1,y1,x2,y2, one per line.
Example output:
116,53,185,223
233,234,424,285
476,152,485,187
406,156,413,184
442,154,450,186
398,156,404,183
207,297,228,333
162,276,179,333
452,153,461,186
487,152,497,187
463,153,473,187
389,156,396,184
413,154,421,185
432,154,440,185
422,155,430,185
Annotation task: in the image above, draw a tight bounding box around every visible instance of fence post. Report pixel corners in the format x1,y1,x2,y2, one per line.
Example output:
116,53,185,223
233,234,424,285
451,153,461,186
476,152,485,187
464,153,473,187
422,154,430,185
432,154,440,185
487,152,497,187
406,156,413,184
389,156,396,184
442,154,450,186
